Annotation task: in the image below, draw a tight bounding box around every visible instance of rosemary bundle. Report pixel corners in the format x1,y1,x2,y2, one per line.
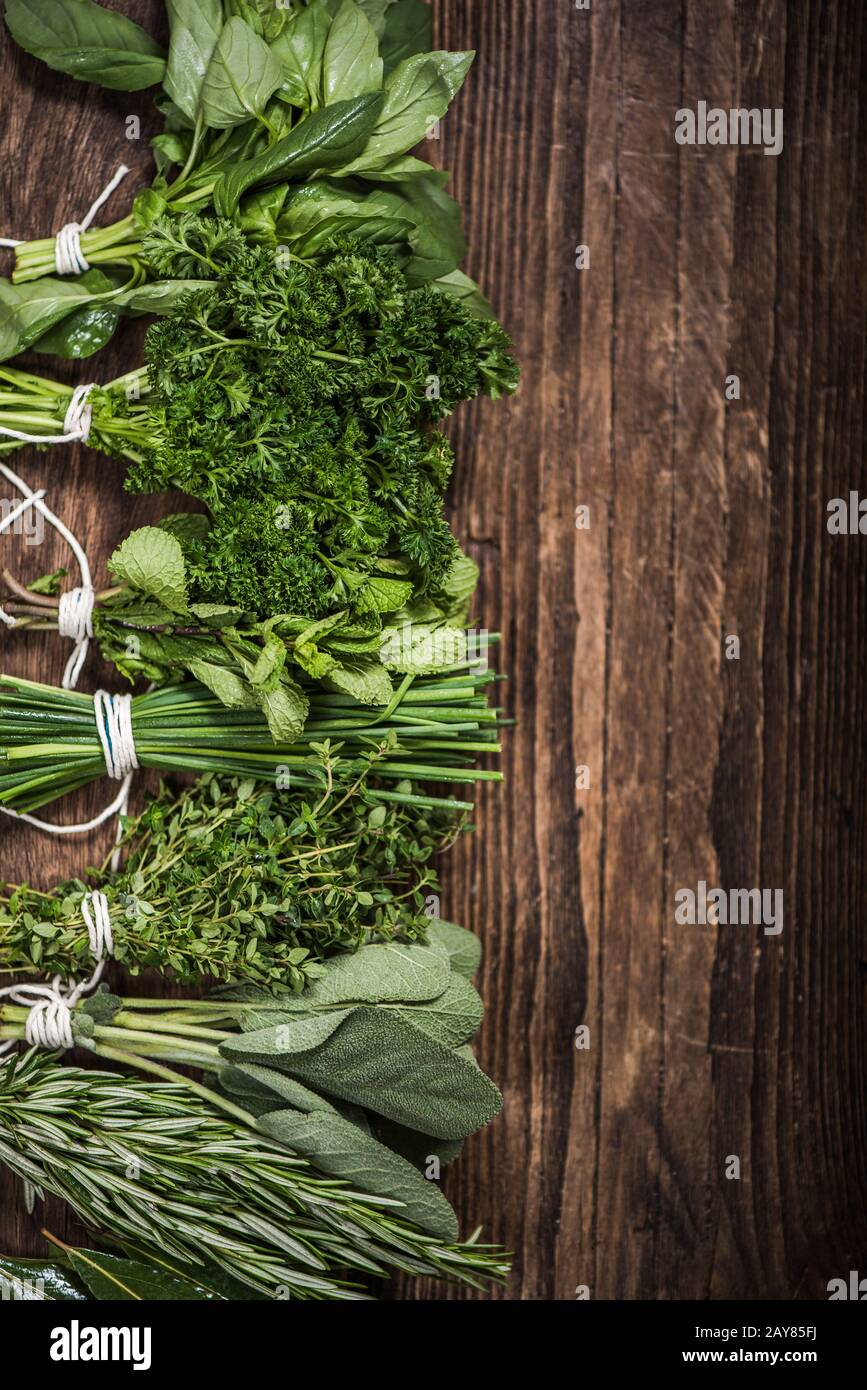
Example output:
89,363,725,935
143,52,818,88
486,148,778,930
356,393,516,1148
1,755,464,988
0,1050,508,1299
0,670,502,816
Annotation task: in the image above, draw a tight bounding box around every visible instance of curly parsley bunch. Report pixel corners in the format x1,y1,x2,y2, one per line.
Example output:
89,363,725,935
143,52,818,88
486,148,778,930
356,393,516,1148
118,217,517,619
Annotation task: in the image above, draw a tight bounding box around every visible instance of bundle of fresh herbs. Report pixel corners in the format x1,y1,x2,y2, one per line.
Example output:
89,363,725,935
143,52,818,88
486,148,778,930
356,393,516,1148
1,754,464,987
0,229,515,643
2,516,487,732
0,1049,508,1297
0,0,515,1301
1,0,494,360
0,669,502,814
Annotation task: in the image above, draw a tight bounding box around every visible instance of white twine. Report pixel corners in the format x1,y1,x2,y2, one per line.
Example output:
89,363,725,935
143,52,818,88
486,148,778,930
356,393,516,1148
0,382,94,446
0,460,94,686
1,463,138,834
0,164,130,275
93,689,139,780
0,885,120,1060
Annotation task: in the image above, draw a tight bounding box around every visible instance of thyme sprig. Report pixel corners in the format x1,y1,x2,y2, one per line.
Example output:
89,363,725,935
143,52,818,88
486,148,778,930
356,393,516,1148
1,753,465,988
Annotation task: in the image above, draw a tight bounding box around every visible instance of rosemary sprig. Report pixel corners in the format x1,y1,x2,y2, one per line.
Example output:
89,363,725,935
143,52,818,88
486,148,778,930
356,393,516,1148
0,1051,508,1299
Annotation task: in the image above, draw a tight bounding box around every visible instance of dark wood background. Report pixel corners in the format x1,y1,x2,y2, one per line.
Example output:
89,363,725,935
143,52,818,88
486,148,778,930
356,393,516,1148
1,0,866,1301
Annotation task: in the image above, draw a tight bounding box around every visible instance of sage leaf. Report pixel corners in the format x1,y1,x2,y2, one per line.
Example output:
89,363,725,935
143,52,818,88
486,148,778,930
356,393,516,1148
396,972,485,1048
264,1007,503,1139
322,0,382,104
297,940,452,1005
427,919,483,979
201,16,283,129
164,0,223,122
108,527,189,616
258,1107,459,1240
214,90,384,213
4,0,166,91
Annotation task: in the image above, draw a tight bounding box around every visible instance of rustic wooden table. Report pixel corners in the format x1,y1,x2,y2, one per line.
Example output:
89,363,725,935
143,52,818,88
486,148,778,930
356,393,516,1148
1,1,865,1301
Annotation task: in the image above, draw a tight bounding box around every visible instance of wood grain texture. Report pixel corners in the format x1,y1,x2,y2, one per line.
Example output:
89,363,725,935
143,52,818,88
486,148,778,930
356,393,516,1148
1,1,866,1302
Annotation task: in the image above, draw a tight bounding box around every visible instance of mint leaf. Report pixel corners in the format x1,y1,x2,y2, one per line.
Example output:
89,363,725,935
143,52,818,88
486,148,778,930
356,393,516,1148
108,527,189,615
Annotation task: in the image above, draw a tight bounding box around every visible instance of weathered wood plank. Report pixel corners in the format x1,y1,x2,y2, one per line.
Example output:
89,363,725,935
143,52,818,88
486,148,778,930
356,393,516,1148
1,0,866,1303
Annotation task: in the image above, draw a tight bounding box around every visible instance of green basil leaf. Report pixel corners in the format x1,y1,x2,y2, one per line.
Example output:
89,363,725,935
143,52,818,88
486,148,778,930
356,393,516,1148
214,90,384,215
270,0,332,109
132,187,169,234
0,270,114,361
332,50,473,174
392,174,466,284
356,0,392,37
322,0,382,104
237,184,290,243
151,130,193,176
287,210,412,256
4,0,166,91
380,0,432,72
164,0,223,122
200,16,283,129
430,266,495,319
30,302,119,359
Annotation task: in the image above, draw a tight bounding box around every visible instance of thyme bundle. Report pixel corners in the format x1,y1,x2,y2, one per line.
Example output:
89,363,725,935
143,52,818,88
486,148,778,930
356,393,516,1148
1,755,464,987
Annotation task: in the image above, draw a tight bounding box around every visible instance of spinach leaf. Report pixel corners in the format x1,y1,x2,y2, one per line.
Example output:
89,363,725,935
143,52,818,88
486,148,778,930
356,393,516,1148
380,0,432,73
30,302,119,359
200,16,283,129
322,0,382,104
4,0,166,91
163,0,224,123
214,90,384,214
